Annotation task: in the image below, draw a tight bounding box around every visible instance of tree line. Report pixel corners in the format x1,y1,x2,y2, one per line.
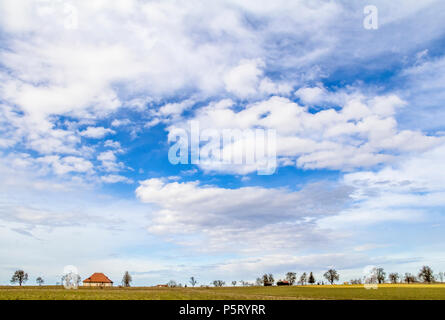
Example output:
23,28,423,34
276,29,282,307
8,270,134,287
253,269,339,286
350,266,436,284
186,266,439,287
7,265,440,287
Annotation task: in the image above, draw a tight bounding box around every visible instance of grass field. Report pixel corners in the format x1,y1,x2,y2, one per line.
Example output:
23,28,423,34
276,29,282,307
1,284,445,300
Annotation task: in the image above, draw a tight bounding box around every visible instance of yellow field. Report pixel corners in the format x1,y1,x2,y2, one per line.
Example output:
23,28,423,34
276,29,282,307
1,283,444,300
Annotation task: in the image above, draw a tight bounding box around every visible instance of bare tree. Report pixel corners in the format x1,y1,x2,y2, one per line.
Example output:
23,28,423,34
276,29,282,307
189,276,198,287
285,272,296,285
262,274,274,286
62,273,81,288
231,281,237,286
404,273,416,284
212,280,225,287
75,274,82,286
255,278,263,286
122,271,132,287
240,280,250,286
167,280,177,287
438,272,444,283
388,273,399,284
375,268,386,284
268,273,274,285
418,266,434,283
11,270,28,286
299,272,307,285
36,277,44,286
350,279,362,284
323,269,339,285
364,268,377,284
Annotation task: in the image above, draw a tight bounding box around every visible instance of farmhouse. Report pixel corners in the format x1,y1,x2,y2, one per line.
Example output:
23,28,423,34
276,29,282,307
276,280,290,286
83,273,113,287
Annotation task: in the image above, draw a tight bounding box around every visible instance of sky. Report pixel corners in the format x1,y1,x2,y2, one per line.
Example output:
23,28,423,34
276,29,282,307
0,0,445,286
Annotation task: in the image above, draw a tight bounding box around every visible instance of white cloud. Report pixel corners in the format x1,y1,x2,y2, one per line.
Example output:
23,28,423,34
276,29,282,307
37,155,93,175
80,127,115,139
104,140,123,151
344,144,445,195
158,99,196,117
223,59,264,98
223,59,292,99
0,0,443,173
318,143,445,229
169,93,442,173
397,55,445,131
101,174,133,184
97,150,125,172
111,119,131,127
295,86,327,105
136,178,352,253
97,151,116,162
0,1,34,32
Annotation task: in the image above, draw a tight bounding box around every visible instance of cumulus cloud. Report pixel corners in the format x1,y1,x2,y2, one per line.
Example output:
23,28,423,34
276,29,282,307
37,155,93,175
136,178,352,253
97,150,126,172
344,144,445,194
0,0,443,179
223,59,264,98
168,93,442,173
80,127,115,139
223,59,292,99
104,139,123,151
318,143,445,229
111,119,131,127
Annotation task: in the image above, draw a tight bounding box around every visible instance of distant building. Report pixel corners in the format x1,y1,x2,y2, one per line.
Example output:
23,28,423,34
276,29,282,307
83,273,113,287
276,280,290,286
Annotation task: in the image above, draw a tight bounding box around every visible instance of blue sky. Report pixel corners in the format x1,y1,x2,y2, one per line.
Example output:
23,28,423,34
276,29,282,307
1,0,445,286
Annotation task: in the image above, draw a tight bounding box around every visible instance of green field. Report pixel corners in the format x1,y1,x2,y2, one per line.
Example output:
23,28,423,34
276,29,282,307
1,284,445,300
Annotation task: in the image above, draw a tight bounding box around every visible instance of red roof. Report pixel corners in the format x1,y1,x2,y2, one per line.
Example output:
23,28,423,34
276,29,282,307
83,273,113,283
